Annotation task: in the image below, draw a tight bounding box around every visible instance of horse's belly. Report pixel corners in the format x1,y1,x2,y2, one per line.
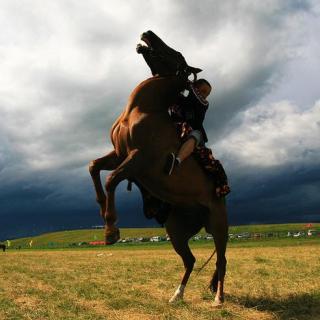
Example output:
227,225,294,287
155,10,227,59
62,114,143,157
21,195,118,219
137,158,213,208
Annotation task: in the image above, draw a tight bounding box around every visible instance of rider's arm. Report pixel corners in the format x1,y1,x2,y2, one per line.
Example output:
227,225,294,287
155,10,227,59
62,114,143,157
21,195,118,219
168,94,186,122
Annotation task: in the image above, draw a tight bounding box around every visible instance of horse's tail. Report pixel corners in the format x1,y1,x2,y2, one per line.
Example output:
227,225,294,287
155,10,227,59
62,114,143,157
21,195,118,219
196,248,216,275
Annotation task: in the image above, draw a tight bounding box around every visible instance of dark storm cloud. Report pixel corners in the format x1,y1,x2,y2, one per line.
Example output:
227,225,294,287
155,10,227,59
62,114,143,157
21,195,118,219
0,1,319,239
154,1,314,138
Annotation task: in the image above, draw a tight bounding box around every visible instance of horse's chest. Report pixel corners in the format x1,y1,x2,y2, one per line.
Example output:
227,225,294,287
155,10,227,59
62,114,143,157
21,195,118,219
112,121,131,156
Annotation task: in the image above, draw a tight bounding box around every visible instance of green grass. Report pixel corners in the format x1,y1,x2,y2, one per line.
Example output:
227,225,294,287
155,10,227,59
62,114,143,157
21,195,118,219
6,228,166,247
5,223,320,249
229,223,319,234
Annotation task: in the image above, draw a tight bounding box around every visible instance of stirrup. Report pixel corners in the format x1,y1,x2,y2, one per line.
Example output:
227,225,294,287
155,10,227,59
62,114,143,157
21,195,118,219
164,153,176,175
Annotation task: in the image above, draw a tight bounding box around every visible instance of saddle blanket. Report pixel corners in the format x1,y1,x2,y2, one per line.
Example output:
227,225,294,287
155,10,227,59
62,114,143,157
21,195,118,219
177,121,231,197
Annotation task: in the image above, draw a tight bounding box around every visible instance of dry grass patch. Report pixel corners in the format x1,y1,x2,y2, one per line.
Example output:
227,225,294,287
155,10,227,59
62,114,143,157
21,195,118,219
15,296,40,310
0,244,319,319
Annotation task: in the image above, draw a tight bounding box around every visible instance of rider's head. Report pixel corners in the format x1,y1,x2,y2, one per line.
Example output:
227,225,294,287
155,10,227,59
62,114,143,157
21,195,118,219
194,79,212,99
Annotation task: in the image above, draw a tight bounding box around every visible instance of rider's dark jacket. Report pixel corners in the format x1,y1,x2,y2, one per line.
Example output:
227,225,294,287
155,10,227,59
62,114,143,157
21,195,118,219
170,83,209,143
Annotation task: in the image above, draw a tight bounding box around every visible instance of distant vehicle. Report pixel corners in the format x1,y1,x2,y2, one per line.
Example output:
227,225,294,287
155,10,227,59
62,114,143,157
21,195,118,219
193,235,202,241
89,241,105,245
150,236,162,242
307,230,317,236
228,234,235,239
78,242,89,246
137,237,149,242
293,232,304,238
204,235,213,240
237,233,250,239
121,238,134,243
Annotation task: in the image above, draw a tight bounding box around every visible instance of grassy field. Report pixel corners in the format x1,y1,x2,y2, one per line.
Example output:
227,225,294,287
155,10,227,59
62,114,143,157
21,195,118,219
1,242,319,319
6,223,320,248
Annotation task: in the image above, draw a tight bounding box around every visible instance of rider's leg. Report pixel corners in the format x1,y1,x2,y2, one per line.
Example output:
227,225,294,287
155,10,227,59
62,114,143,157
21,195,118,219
176,137,196,163
165,130,202,175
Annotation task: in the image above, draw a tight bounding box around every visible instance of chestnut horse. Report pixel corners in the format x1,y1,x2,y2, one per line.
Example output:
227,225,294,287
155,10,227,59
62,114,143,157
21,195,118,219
89,31,228,306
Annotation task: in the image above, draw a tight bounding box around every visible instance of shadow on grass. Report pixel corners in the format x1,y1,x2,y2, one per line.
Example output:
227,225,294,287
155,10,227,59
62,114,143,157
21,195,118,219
228,292,320,320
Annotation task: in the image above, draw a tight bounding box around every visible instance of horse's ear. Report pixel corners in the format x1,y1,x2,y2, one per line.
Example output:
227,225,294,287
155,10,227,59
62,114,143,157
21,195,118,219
189,66,202,74
185,66,202,81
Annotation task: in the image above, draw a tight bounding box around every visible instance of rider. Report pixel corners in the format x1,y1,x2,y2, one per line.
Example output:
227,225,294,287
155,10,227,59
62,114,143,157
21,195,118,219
165,78,211,175
165,78,230,197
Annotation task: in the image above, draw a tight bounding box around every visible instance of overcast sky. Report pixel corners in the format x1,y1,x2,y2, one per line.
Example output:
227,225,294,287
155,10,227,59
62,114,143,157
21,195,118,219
1,0,319,239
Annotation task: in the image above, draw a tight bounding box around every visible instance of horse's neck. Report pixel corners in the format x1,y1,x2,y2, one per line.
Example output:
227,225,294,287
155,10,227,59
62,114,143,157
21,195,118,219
126,76,184,114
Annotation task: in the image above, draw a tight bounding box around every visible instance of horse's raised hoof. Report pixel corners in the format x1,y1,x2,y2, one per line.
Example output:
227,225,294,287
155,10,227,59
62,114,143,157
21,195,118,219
105,227,120,245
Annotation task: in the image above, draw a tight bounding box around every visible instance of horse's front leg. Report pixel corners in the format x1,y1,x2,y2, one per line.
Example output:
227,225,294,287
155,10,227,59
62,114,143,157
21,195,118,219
166,214,196,303
89,150,122,221
169,244,195,303
104,149,144,244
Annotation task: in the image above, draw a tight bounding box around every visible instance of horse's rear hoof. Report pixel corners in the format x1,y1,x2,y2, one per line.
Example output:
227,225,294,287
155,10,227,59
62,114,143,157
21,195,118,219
212,295,224,308
212,299,223,308
105,227,120,245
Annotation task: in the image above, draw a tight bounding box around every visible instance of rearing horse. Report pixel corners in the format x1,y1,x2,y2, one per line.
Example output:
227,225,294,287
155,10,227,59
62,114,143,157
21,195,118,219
89,31,229,306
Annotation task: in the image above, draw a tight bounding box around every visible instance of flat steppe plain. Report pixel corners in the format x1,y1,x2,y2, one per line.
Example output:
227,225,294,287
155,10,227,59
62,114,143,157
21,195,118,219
1,240,319,320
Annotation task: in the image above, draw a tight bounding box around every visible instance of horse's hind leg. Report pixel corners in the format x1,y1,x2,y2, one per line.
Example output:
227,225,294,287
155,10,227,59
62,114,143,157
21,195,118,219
104,149,144,244
89,150,122,221
205,199,228,307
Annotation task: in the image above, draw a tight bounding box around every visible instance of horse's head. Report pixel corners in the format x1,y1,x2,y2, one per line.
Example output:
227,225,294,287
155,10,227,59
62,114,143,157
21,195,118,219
137,30,202,80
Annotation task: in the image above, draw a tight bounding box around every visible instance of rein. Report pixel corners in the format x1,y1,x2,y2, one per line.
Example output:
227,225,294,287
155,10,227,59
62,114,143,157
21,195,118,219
196,248,216,275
